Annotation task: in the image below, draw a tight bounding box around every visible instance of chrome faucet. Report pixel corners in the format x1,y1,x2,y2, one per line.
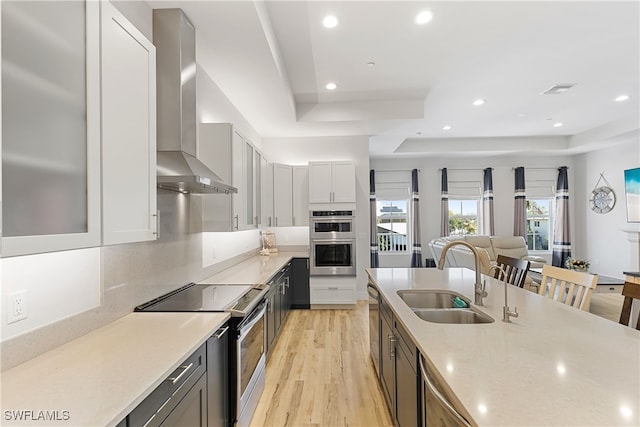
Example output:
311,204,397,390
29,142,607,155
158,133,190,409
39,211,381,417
437,240,487,306
488,265,519,323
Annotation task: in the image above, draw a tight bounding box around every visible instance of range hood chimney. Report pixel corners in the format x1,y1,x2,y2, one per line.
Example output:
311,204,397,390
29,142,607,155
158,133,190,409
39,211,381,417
153,9,236,194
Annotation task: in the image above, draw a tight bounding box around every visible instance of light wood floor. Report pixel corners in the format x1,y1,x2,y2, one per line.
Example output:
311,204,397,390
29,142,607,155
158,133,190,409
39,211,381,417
250,293,624,427
250,302,393,427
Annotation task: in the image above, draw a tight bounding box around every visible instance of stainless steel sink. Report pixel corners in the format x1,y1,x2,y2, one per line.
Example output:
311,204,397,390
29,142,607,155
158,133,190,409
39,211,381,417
396,290,494,324
412,308,494,324
396,290,471,309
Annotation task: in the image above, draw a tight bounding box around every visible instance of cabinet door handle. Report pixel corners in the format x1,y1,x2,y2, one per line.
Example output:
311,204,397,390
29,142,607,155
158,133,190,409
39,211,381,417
234,214,239,230
284,276,290,288
214,326,229,339
275,217,278,226
152,210,160,239
389,335,396,358
167,362,193,384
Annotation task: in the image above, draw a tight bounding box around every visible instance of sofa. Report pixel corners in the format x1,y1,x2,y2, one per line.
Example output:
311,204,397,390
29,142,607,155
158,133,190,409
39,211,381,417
428,235,548,288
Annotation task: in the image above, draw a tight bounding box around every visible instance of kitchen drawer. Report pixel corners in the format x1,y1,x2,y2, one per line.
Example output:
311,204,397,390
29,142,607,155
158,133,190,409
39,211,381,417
310,287,355,304
128,343,206,427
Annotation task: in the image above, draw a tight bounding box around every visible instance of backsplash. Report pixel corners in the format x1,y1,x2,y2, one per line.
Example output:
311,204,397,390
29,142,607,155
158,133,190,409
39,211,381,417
1,190,250,370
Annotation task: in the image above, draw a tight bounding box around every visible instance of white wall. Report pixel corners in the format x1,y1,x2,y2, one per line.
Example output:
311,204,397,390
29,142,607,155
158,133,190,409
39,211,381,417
263,136,370,299
574,139,640,278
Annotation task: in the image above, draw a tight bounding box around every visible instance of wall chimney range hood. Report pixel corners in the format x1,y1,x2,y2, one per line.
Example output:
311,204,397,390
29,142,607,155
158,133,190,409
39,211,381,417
153,8,236,194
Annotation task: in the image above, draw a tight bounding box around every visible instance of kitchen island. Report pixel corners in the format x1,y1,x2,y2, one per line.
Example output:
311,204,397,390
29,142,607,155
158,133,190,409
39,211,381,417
367,267,640,426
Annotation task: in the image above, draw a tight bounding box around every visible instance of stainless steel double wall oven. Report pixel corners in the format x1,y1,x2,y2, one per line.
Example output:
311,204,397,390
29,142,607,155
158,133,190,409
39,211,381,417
309,210,356,276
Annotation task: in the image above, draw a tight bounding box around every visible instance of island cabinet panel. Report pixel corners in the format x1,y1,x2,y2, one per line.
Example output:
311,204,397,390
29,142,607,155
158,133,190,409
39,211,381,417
207,325,230,427
379,298,396,417
378,296,421,427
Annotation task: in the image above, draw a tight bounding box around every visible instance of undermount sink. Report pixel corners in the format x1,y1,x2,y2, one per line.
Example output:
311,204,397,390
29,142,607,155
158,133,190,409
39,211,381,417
396,290,494,324
397,290,471,309
412,308,494,324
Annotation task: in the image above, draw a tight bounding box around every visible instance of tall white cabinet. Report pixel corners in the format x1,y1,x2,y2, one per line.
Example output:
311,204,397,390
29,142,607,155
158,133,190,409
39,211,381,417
292,166,309,226
101,1,157,245
273,164,293,227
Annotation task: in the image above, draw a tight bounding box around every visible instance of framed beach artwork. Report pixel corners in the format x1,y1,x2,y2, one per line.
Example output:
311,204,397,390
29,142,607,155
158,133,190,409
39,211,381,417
624,167,640,222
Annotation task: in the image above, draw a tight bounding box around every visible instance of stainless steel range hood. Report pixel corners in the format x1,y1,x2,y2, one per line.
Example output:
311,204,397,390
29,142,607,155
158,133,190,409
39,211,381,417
153,9,236,194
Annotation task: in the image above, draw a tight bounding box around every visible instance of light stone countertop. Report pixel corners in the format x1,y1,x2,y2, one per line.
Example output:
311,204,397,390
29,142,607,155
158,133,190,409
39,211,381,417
199,251,308,285
0,312,229,427
367,267,640,427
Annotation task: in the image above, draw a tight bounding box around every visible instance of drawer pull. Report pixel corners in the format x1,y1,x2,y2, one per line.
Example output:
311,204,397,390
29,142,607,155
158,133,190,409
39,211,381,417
328,287,339,290
214,326,229,339
167,362,193,384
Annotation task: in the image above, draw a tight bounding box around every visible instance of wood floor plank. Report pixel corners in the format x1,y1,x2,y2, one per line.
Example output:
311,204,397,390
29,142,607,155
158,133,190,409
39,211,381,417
251,302,393,427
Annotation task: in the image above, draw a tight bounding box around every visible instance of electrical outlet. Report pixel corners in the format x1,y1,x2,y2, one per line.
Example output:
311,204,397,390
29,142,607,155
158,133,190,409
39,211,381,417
7,290,28,324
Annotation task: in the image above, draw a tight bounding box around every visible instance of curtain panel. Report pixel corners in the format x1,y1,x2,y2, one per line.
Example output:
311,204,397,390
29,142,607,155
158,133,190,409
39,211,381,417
513,166,526,238
410,169,423,267
552,166,571,267
440,168,449,237
482,168,495,236
369,170,379,268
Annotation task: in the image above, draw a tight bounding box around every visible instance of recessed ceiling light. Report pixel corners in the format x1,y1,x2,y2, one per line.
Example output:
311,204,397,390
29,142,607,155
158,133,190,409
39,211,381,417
325,82,337,90
553,122,564,128
416,131,422,135
472,99,486,106
415,10,433,25
542,83,576,95
615,94,630,102
443,125,452,131
323,15,339,28
367,61,376,67
518,113,528,117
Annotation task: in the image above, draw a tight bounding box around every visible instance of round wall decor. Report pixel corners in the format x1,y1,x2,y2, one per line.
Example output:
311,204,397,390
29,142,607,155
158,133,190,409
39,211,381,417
589,173,615,214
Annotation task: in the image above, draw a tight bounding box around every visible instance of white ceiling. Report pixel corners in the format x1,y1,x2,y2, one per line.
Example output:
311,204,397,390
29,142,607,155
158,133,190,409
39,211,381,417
146,1,640,158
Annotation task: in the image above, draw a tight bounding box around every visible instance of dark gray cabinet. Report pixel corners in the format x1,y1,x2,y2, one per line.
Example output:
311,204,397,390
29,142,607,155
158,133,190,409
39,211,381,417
379,298,395,417
128,343,207,427
291,258,310,308
379,297,420,427
265,286,278,356
207,325,229,427
126,324,229,427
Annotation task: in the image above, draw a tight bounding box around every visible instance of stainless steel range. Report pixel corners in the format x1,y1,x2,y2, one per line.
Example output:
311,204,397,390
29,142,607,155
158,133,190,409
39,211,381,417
135,282,269,427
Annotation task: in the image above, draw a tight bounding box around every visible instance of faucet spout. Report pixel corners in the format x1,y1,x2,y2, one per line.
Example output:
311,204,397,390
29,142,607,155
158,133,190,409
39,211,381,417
489,265,519,323
437,240,487,306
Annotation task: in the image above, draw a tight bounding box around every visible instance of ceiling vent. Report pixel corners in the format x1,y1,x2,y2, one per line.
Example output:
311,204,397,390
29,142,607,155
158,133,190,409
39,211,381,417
542,83,576,95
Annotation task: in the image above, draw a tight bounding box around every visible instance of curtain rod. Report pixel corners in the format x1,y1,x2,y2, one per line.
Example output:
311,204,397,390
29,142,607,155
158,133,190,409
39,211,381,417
438,168,487,171
512,167,569,170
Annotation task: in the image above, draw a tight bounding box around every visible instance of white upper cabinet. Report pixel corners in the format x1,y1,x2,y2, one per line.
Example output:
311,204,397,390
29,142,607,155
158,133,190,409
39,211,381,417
308,161,356,210
1,1,101,257
292,166,309,226
273,164,293,227
101,0,157,245
260,158,273,227
198,123,261,231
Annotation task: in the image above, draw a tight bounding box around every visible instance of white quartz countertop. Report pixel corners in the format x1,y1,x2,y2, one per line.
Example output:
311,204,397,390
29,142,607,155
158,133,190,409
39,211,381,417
199,251,308,285
367,267,640,427
0,312,229,427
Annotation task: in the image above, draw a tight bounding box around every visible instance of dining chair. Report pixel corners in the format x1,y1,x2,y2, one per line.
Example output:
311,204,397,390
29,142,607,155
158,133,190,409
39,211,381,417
537,264,597,311
493,255,530,288
619,281,640,330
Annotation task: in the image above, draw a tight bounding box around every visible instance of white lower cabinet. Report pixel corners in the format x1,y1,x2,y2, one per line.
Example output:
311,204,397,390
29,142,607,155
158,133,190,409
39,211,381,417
310,277,356,305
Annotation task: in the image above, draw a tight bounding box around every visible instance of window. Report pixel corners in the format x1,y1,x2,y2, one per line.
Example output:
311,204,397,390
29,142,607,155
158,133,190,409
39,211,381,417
449,199,479,236
526,199,552,251
377,200,408,252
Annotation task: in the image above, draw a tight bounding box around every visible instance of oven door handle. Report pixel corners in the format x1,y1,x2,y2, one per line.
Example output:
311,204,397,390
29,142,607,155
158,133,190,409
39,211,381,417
311,239,355,244
238,302,266,338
